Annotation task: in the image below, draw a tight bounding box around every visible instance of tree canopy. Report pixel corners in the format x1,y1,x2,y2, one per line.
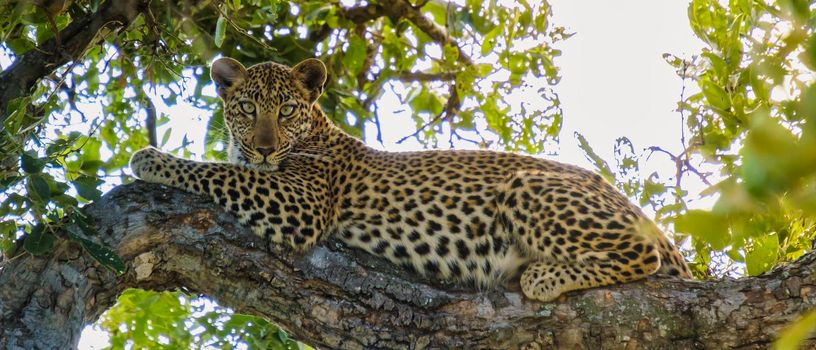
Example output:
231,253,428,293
0,0,815,348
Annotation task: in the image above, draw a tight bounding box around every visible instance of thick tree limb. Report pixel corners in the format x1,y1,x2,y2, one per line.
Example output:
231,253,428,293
0,0,143,129
1,182,815,349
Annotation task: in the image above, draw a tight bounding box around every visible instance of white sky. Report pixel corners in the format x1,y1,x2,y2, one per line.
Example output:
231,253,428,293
551,0,703,165
72,1,706,348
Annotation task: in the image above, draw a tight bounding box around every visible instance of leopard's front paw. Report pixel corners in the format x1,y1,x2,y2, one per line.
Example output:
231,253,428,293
130,147,170,183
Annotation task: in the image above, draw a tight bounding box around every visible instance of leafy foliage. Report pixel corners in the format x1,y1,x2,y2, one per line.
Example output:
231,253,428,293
670,0,816,277
0,0,565,263
0,0,566,346
577,0,816,278
98,289,306,349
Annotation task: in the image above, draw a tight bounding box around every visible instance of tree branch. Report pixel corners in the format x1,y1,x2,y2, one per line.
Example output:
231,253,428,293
384,0,473,65
339,2,387,24
1,182,815,349
395,71,457,82
0,0,144,131
333,0,472,66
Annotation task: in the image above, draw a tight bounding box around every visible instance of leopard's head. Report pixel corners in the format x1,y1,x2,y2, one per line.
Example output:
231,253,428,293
211,57,326,170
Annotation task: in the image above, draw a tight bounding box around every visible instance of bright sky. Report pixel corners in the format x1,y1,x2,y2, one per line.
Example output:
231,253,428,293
72,1,705,348
552,0,703,163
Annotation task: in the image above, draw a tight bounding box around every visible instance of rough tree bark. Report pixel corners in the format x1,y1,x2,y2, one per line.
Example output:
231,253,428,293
1,181,815,349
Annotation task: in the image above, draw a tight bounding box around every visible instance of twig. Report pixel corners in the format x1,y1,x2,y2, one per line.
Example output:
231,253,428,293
681,160,712,186
372,104,383,145
143,93,158,147
59,104,108,159
449,128,480,148
58,79,87,122
646,146,712,187
356,25,383,89
678,60,688,156
397,82,460,144
0,251,26,268
396,111,445,144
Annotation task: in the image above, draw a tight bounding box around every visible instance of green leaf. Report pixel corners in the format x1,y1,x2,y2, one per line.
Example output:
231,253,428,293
72,176,103,201
275,328,288,343
79,160,104,174
773,309,816,350
574,132,615,184
749,68,769,102
700,77,731,110
481,25,502,56
67,224,126,275
46,132,82,156
28,174,52,203
702,52,726,75
7,37,35,55
52,194,79,209
3,95,31,134
343,35,367,76
214,15,227,48
740,114,800,197
21,153,46,173
745,234,779,276
443,43,459,64
675,210,730,250
160,128,172,147
408,87,444,115
0,175,21,191
0,221,17,257
24,224,54,255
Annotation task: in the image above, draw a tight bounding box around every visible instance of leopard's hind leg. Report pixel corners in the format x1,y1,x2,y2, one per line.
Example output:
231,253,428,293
497,171,663,302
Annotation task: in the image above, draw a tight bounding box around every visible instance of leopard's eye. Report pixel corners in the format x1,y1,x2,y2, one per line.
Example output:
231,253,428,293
239,101,256,115
279,104,295,118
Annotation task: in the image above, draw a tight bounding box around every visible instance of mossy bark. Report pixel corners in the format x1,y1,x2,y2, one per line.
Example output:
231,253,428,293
1,182,814,349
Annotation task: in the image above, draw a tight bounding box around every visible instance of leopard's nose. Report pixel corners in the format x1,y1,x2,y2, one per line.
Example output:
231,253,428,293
256,147,275,157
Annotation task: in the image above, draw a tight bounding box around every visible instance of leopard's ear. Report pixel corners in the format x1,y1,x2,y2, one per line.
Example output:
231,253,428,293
291,58,327,104
211,57,247,99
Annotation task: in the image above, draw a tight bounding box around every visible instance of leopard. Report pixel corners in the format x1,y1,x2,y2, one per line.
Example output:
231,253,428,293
130,57,692,302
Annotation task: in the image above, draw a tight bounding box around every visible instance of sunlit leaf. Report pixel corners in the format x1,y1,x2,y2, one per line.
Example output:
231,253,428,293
343,35,367,77
745,234,779,276
773,309,816,350
675,210,730,251
700,77,731,110
215,15,227,48
574,132,615,184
